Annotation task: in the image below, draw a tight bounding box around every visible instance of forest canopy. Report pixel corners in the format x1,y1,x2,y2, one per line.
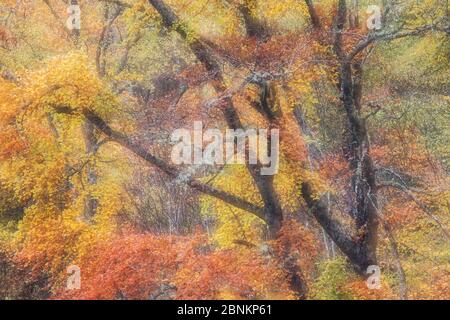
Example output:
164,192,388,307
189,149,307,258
0,0,449,300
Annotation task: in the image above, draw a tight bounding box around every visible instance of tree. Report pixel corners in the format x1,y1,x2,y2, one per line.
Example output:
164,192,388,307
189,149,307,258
0,0,448,300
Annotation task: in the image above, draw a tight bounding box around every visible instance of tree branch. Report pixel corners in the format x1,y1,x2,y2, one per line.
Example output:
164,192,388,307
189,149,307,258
0,64,21,85
382,219,408,300
236,0,270,40
348,19,446,61
301,182,374,274
147,0,285,235
378,181,450,241
42,0,73,39
96,5,122,77
333,0,347,60
304,0,321,29
79,109,266,221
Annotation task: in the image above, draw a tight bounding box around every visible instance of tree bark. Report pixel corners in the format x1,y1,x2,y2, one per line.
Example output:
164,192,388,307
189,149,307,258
147,0,284,237
297,0,379,275
82,120,99,219
304,0,322,29
237,0,269,40
80,109,267,221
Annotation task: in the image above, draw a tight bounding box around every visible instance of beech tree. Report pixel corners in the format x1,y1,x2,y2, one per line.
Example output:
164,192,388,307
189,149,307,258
0,0,448,300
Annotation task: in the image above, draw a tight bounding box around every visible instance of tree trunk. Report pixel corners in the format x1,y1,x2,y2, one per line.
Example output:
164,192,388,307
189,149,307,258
82,120,99,219
147,0,284,237
339,60,379,273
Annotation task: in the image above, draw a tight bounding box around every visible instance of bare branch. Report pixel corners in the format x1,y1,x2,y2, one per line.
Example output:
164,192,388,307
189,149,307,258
348,19,446,61
79,109,267,221
378,181,450,241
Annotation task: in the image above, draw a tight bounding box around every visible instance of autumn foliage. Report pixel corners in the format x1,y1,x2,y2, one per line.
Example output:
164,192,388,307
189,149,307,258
0,0,449,300
55,232,294,300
